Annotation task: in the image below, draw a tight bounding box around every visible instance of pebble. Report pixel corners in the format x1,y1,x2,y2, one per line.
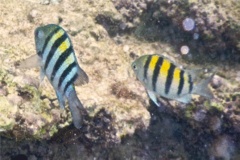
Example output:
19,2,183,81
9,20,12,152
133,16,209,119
211,75,222,89
180,45,189,55
209,116,221,132
29,10,38,18
28,155,37,160
123,45,130,53
41,0,50,5
209,135,234,160
193,109,206,122
182,18,195,31
193,32,199,40
139,3,147,10
7,93,23,106
119,22,127,30
0,87,7,96
236,71,240,82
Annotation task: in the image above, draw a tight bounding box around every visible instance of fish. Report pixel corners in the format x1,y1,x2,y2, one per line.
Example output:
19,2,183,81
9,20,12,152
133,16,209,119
131,54,213,106
18,24,89,129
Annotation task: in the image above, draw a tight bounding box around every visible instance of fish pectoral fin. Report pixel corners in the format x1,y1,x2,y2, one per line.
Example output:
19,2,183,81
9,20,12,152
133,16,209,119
74,67,89,86
16,55,40,69
40,69,45,81
37,69,45,89
175,94,192,104
147,90,160,107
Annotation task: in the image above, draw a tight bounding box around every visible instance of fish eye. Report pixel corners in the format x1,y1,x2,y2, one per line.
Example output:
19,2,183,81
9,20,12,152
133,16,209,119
35,29,44,39
132,63,137,70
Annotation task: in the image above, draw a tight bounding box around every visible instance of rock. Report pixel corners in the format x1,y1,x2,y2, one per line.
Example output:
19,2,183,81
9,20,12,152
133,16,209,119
209,116,222,132
209,135,235,160
211,75,223,89
0,0,150,141
7,93,23,106
0,1,240,159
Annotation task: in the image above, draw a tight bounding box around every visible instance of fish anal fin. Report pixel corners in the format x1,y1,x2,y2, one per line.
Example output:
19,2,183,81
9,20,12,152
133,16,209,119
75,67,89,86
175,94,192,103
16,55,40,69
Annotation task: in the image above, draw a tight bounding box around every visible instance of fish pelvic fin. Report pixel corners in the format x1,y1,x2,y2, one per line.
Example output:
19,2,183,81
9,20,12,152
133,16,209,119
56,91,65,109
74,66,89,86
67,89,87,129
192,73,214,99
16,55,40,69
147,90,160,107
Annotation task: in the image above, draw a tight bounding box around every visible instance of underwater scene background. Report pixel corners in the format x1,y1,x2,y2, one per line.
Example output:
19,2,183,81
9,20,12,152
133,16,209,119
1,0,240,159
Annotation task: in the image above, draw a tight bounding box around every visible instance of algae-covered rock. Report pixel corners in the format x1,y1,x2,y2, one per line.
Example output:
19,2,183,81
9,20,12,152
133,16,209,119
0,97,17,132
112,0,240,63
0,0,151,141
1,1,240,159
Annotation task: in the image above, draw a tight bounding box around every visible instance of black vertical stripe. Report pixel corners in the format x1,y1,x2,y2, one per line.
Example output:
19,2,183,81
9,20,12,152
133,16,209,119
152,57,163,91
63,73,78,93
44,33,67,71
39,27,61,57
58,62,77,89
143,56,152,80
50,46,73,82
188,74,193,93
165,64,176,94
177,70,184,95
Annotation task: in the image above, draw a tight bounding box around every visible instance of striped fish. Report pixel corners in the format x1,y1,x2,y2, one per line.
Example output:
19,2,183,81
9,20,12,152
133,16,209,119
131,54,213,106
19,24,89,129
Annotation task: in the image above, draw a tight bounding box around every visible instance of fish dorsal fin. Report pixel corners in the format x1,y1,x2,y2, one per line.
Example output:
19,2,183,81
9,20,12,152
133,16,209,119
153,54,182,68
16,55,40,69
186,68,214,82
74,67,89,86
185,68,203,81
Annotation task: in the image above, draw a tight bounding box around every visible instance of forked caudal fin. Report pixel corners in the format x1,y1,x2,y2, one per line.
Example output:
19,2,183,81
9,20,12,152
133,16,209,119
192,73,214,99
67,89,87,129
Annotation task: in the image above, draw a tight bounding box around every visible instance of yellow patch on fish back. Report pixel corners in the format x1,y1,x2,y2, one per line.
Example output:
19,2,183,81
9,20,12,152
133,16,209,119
59,39,70,53
148,55,159,71
160,59,171,78
65,54,74,65
50,29,64,44
173,67,181,81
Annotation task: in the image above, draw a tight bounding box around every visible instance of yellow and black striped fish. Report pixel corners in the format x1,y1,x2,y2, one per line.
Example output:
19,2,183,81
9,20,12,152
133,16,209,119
19,24,89,129
131,54,213,106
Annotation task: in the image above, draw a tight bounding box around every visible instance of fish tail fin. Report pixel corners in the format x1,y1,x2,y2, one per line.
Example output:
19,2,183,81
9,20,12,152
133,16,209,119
192,73,214,99
67,90,87,129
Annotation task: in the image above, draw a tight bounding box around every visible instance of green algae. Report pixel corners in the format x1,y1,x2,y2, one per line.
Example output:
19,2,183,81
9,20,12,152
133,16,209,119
210,101,225,112
184,104,197,119
0,97,17,132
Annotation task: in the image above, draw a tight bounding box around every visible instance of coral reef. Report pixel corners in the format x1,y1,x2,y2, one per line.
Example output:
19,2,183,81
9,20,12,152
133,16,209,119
1,0,240,159
0,0,151,141
112,0,240,63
